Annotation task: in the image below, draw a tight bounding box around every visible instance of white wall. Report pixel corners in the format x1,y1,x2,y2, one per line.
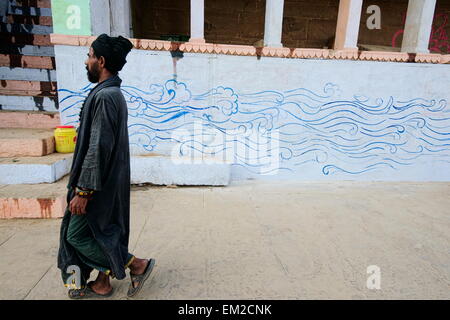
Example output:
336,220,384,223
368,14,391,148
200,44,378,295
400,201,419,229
54,45,450,181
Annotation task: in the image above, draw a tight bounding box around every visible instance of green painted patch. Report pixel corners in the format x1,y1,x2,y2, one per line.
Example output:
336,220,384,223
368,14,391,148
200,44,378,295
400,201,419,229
51,0,91,35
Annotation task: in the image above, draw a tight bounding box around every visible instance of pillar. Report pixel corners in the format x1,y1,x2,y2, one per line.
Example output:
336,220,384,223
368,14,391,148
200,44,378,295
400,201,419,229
263,0,285,47
110,0,132,37
334,0,363,50
89,0,110,35
401,0,437,53
189,0,205,43
89,0,132,37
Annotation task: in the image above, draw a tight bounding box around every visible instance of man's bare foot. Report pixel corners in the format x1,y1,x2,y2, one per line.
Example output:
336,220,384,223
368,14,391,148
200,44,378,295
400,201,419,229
128,257,149,288
89,271,113,294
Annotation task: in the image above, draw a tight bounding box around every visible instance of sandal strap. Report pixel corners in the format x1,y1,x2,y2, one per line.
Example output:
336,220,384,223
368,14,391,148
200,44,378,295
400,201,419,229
69,288,86,297
130,274,142,282
130,258,153,282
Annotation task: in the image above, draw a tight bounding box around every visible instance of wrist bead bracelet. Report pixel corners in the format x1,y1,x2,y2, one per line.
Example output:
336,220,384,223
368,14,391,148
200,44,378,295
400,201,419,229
76,189,94,198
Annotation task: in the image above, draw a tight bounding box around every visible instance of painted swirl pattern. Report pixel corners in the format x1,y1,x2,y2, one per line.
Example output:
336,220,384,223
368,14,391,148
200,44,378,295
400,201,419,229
59,80,450,176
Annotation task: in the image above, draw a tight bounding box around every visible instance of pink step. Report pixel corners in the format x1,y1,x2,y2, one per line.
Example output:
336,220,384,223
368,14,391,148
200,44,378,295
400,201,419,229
0,197,66,219
0,176,68,219
0,128,55,157
0,110,60,129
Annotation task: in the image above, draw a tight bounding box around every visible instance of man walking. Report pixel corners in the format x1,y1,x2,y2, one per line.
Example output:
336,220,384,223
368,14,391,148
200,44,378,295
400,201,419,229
57,34,155,299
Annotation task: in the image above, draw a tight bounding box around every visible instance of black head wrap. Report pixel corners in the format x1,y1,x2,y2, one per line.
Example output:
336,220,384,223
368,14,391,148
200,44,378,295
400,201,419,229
91,34,133,73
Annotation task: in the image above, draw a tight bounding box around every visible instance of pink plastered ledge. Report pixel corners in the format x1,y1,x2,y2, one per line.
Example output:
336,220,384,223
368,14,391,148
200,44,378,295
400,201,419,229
50,34,450,64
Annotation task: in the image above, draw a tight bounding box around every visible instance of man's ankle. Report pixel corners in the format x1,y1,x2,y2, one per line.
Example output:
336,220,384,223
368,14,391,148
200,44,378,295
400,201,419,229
95,273,110,283
130,257,142,268
93,278,111,287
129,258,147,273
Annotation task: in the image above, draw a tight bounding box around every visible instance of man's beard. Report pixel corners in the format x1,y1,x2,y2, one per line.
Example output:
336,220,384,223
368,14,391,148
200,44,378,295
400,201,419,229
86,64,100,83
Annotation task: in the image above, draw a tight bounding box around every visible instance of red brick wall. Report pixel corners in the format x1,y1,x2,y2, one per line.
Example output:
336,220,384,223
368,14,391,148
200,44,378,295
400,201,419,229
130,0,190,41
130,0,450,53
131,0,338,47
130,0,265,44
282,0,339,49
204,0,265,45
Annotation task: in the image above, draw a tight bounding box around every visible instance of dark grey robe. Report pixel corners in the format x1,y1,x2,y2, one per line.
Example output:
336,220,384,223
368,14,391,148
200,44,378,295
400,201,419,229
58,75,131,280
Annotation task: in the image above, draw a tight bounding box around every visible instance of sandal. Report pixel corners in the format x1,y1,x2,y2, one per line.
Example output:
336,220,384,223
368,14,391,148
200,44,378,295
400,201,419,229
68,281,114,299
127,258,156,297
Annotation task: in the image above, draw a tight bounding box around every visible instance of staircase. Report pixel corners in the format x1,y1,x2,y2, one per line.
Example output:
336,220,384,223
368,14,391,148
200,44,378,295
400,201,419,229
0,0,71,219
0,111,72,185
0,111,72,219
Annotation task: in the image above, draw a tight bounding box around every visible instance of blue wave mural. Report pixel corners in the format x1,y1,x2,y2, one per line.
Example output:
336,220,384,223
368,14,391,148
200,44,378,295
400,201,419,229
58,80,450,176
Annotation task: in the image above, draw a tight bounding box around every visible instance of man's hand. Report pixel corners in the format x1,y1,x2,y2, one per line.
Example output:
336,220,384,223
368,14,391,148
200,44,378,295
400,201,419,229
69,195,89,215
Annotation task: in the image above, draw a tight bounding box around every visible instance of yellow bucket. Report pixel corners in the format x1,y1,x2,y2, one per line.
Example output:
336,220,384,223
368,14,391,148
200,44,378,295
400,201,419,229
54,126,77,153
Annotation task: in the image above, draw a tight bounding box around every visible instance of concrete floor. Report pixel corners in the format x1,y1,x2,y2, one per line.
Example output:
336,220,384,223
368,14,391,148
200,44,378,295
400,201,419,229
0,180,449,300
